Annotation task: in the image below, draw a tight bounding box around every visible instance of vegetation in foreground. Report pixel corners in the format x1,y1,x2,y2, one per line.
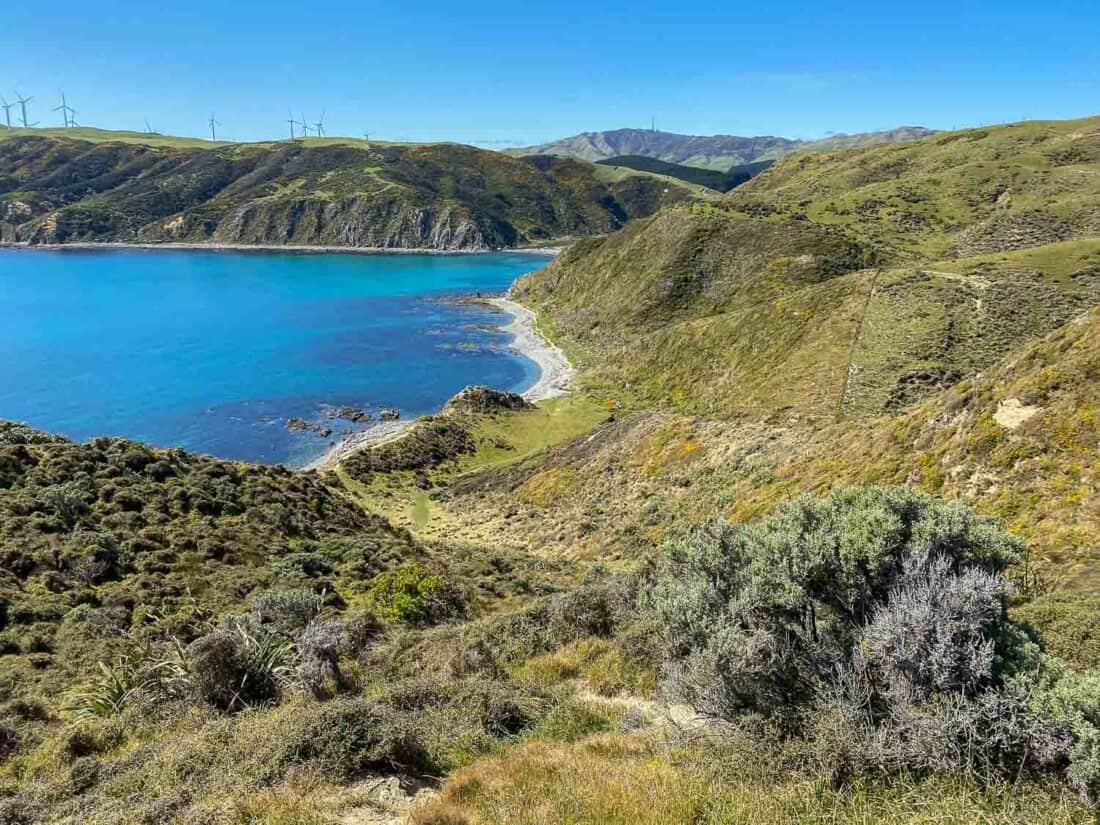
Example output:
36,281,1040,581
3,408,1098,824
417,487,1100,823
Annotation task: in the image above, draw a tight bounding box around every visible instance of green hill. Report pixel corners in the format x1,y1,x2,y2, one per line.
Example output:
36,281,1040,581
514,116,1100,419
0,132,694,250
595,156,773,192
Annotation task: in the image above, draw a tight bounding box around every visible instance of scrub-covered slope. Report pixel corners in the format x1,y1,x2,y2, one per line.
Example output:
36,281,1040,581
0,133,692,250
515,116,1100,419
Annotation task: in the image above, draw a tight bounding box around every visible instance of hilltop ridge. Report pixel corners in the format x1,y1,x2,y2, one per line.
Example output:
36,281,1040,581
511,125,935,170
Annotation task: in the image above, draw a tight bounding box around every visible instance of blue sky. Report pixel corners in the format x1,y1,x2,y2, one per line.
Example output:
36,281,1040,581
3,0,1098,145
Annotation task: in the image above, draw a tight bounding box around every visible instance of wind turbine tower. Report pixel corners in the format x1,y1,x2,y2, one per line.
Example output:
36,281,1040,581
0,96,14,129
286,111,298,140
208,113,221,141
15,93,36,128
313,110,326,138
53,92,77,128
299,113,311,137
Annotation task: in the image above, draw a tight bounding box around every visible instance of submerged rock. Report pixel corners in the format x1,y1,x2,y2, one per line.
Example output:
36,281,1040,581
337,406,374,423
286,418,333,438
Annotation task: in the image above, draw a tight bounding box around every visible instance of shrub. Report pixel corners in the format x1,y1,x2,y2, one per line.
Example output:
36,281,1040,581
186,619,293,711
644,486,1081,789
279,697,430,779
647,486,1024,724
366,563,464,626
68,655,149,720
250,589,322,634
1031,666,1100,803
295,619,350,698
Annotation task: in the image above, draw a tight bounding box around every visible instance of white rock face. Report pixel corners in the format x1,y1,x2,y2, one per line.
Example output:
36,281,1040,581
993,397,1041,430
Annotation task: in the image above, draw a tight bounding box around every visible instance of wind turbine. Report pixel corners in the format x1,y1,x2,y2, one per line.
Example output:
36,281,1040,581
313,110,326,138
208,113,221,141
0,96,13,129
144,118,155,134
298,112,311,137
53,91,77,128
15,93,36,128
286,110,298,140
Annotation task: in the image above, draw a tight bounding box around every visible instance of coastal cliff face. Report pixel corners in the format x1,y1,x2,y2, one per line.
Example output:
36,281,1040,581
0,135,691,250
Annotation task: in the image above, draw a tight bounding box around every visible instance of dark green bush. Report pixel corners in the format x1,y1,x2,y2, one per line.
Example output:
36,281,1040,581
186,620,293,711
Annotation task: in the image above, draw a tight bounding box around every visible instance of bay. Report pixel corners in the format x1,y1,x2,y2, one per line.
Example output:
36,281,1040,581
0,248,546,466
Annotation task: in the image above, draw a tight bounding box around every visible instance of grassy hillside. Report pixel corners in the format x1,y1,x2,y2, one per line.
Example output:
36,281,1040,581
596,156,773,192
0,415,608,822
0,132,693,250
424,306,1100,610
516,116,1100,419
732,116,1100,259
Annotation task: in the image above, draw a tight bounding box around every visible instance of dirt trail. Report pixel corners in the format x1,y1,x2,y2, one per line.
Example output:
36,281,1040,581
332,688,708,824
332,774,439,825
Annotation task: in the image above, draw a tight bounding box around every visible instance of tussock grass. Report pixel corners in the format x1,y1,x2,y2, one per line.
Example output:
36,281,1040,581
413,733,1090,825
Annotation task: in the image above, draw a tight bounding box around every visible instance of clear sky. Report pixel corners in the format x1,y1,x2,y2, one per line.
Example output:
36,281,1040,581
3,0,1098,145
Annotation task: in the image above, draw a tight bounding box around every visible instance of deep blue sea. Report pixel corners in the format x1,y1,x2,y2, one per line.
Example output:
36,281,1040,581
0,248,546,466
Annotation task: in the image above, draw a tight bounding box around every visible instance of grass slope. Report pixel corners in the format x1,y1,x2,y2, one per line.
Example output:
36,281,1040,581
517,116,1100,420
429,306,1100,629
596,156,773,192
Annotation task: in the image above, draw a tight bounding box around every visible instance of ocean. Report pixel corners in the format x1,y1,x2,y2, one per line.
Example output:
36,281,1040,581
0,247,547,466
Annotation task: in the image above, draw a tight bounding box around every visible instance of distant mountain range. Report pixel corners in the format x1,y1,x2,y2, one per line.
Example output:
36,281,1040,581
511,126,936,171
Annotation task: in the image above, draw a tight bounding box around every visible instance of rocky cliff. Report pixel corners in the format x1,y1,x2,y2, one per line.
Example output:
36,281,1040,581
0,135,692,250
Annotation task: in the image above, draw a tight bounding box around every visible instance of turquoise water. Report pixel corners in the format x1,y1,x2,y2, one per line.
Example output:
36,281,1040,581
0,248,546,466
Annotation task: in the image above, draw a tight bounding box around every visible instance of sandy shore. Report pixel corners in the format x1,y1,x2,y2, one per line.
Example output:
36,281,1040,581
303,296,573,471
302,419,412,471
0,241,561,257
486,297,576,402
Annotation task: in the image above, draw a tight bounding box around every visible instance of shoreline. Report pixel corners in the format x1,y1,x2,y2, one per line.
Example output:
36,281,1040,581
0,241,562,257
485,297,576,404
302,296,574,472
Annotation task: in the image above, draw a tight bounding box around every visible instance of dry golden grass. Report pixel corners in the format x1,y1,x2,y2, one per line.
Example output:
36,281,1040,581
412,732,1090,825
